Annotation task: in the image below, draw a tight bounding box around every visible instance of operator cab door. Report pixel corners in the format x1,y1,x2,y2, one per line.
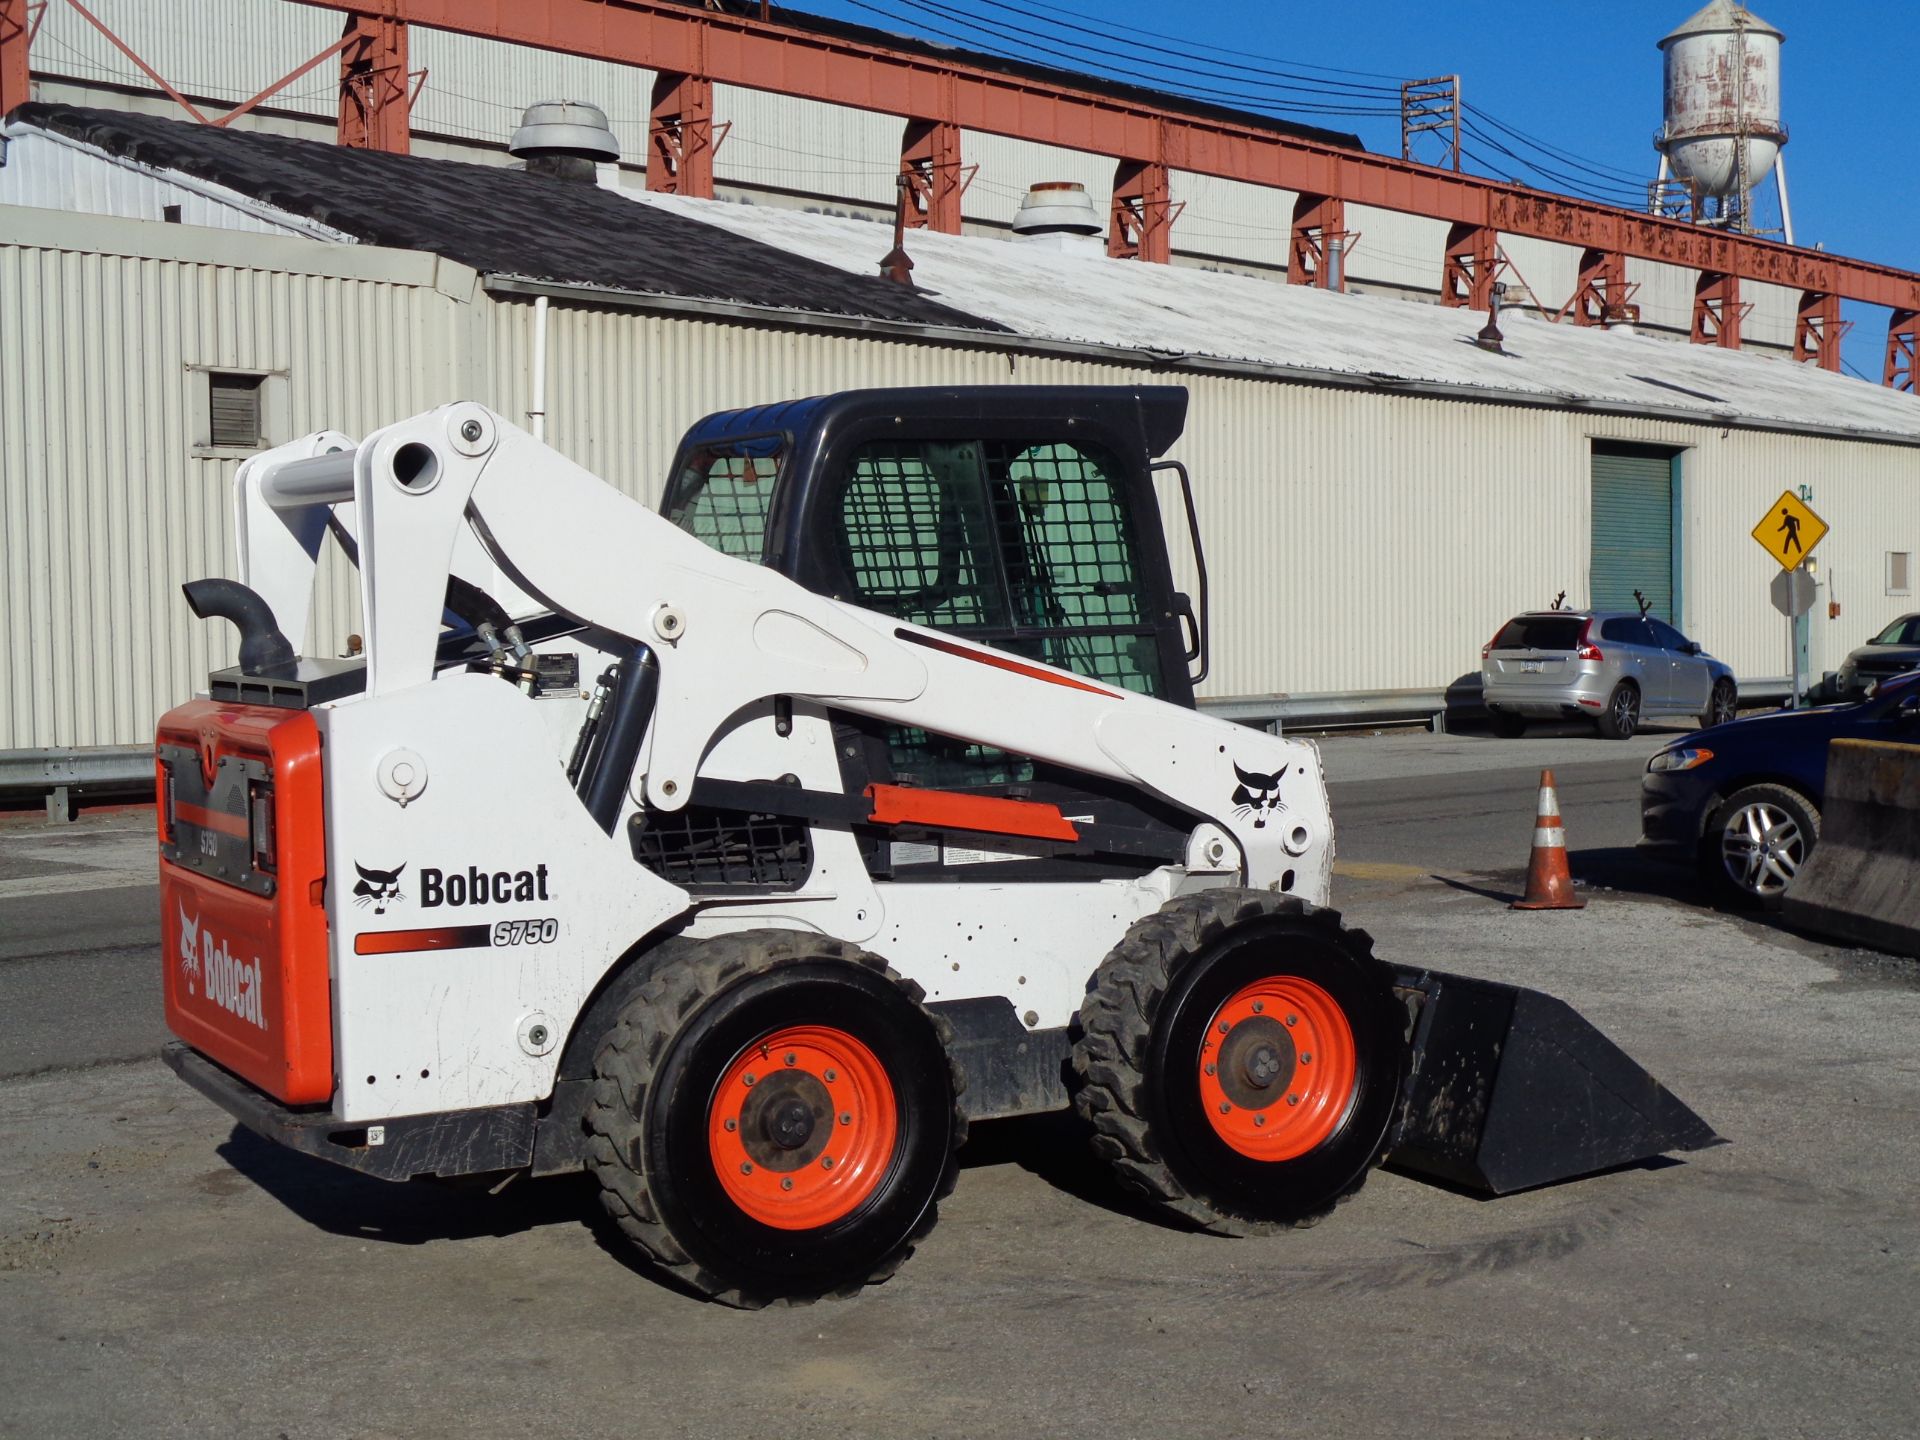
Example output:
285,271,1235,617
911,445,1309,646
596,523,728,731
1651,618,1710,713
1601,616,1669,708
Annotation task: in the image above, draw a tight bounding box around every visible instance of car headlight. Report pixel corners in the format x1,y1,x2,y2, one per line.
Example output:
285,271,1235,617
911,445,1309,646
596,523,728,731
1648,747,1715,773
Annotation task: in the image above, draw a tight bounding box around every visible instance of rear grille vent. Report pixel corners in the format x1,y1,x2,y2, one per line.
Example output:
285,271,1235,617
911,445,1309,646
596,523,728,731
629,804,812,889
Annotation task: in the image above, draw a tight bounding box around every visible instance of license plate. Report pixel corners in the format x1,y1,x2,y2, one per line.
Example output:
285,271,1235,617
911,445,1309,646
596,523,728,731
1522,660,1543,673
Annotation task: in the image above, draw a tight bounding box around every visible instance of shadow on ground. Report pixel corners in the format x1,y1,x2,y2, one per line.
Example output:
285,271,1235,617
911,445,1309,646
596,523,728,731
217,1124,595,1245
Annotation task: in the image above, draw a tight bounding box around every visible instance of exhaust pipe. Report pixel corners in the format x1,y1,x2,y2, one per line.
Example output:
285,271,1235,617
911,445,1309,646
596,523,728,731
181,579,297,679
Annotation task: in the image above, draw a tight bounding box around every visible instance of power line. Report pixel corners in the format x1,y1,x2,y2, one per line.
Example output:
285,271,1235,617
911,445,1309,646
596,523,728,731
833,0,1400,119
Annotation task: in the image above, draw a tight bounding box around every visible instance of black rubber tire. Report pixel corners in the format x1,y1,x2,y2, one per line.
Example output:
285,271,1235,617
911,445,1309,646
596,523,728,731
1071,890,1409,1236
585,931,964,1307
1488,707,1528,738
1702,782,1821,912
1596,681,1641,739
1700,678,1738,730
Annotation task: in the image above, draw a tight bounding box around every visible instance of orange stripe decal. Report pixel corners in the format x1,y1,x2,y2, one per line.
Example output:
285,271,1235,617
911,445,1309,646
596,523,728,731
175,801,249,839
354,925,493,956
893,629,1119,697
865,783,1081,842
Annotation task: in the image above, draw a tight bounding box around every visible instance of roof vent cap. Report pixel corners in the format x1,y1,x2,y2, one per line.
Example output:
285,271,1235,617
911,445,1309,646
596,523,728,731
510,101,619,179
1011,182,1102,237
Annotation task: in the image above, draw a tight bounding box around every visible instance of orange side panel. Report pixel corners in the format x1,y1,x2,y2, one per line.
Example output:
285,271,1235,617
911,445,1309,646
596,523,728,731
156,700,333,1105
864,783,1081,842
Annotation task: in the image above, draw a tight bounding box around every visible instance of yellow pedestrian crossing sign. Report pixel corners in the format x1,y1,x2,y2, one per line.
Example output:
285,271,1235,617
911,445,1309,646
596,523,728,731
1751,490,1828,570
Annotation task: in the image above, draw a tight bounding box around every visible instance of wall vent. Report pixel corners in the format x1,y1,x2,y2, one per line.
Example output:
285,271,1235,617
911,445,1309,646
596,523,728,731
209,373,264,449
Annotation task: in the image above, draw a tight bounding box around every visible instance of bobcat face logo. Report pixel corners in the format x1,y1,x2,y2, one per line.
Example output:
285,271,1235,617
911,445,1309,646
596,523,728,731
353,862,406,915
178,903,202,993
1230,763,1287,830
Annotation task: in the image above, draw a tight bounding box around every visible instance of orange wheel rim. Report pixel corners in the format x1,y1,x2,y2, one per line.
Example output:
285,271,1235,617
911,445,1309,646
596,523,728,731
1196,975,1357,1162
708,1025,897,1230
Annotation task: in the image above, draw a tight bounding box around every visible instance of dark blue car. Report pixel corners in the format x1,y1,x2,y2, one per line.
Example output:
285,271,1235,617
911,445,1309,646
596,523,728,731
1640,672,1920,909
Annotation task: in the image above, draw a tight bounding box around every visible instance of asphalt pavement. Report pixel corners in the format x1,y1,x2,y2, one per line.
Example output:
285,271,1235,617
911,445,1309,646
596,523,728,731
3,729,1917,1439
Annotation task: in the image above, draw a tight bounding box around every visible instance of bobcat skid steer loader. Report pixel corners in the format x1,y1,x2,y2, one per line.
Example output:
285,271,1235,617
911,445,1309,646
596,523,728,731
156,388,1716,1306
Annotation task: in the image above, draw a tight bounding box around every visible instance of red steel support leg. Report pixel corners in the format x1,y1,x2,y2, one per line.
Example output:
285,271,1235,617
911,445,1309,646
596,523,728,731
1566,248,1632,326
1440,222,1497,310
1,0,32,117
1109,159,1171,263
1288,194,1347,291
1691,271,1744,349
647,71,714,198
338,13,409,153
1887,309,1920,392
1792,291,1844,371
899,118,962,234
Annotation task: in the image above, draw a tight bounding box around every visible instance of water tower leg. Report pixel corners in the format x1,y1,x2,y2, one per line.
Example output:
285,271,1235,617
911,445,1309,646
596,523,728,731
1774,154,1795,246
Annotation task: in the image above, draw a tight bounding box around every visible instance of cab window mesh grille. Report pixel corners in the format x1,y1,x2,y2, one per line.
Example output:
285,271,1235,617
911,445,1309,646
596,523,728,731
665,436,783,562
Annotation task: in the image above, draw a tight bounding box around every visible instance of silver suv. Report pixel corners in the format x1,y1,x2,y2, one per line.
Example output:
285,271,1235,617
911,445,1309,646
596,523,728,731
1482,611,1737,739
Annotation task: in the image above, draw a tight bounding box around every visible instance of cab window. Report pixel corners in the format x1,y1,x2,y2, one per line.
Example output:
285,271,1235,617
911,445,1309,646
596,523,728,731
663,434,784,562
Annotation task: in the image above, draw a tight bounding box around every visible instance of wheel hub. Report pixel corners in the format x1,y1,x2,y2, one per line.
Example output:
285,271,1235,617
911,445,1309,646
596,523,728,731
1217,1015,1296,1108
738,1071,833,1169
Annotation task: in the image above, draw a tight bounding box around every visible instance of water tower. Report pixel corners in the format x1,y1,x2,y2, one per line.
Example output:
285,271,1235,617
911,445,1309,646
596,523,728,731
1652,2,1792,243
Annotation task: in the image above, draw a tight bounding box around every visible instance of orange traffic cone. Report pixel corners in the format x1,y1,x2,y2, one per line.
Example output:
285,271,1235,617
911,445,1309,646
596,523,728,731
1511,769,1586,911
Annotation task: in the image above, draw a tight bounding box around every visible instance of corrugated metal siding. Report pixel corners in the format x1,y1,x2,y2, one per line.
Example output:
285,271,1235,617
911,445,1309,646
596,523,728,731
6,220,1910,749
0,226,468,750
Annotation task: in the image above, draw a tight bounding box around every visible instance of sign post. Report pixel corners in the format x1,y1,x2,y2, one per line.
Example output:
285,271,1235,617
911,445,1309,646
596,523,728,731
1752,491,1829,708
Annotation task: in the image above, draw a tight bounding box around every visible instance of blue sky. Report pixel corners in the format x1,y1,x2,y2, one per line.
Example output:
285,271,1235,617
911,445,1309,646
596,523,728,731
794,0,1915,376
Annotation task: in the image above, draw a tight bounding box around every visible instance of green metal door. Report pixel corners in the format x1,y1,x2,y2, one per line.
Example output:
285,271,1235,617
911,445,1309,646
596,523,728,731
1590,443,1680,622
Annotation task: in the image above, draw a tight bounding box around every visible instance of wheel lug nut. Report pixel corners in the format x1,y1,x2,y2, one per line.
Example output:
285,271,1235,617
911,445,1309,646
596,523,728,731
743,1073,756,1087
1218,1021,1230,1034
1204,1062,1217,1076
823,1069,837,1082
1218,1101,1232,1114
1287,1094,1299,1106
821,1156,835,1170
1301,1053,1312,1064
1251,1001,1264,1013
781,1177,793,1191
839,1112,852,1126
1254,1115,1266,1127
741,1161,754,1174
724,1117,738,1132
784,1052,797,1066
1285,1015,1298,1027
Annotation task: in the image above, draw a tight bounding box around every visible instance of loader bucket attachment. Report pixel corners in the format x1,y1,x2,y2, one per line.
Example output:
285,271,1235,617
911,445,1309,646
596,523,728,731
1386,970,1721,1195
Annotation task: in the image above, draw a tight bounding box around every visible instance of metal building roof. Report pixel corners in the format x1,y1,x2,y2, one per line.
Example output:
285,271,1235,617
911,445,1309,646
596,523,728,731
630,191,1920,447
4,103,1004,333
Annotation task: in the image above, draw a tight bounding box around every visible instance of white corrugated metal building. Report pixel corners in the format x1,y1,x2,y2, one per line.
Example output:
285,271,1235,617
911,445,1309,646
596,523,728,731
2,100,1918,756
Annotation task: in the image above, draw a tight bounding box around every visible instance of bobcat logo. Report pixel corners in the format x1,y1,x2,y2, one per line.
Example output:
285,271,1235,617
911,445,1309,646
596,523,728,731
353,861,406,915
1230,763,1288,830
178,903,201,994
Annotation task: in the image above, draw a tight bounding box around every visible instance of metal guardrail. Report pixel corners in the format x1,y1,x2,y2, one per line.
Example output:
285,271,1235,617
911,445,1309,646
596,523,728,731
1201,676,1797,734
0,745,153,821
0,675,1810,819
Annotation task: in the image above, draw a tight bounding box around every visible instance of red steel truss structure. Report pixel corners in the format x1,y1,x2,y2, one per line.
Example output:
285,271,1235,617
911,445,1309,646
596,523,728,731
5,0,1918,385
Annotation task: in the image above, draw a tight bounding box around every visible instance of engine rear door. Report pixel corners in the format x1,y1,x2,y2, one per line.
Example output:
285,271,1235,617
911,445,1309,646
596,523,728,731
157,700,333,1104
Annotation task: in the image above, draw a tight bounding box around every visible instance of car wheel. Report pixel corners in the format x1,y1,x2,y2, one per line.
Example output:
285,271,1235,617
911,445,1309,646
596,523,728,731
1488,707,1527,738
1704,783,1820,912
1595,682,1640,740
1700,679,1737,730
